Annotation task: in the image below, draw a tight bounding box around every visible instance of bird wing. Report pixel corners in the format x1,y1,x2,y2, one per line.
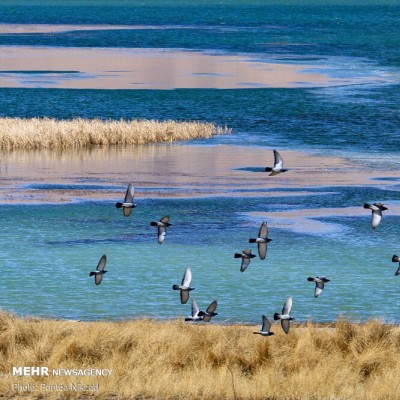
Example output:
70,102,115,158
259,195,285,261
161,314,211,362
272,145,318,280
191,299,200,317
242,249,253,255
258,221,268,239
258,242,267,260
202,314,211,322
124,183,134,203
273,150,284,169
374,202,387,210
240,257,251,272
206,300,217,314
261,315,271,332
95,274,103,285
123,207,132,217
182,267,192,287
282,296,292,315
395,266,400,276
160,215,170,224
281,319,290,334
180,290,189,304
96,254,107,271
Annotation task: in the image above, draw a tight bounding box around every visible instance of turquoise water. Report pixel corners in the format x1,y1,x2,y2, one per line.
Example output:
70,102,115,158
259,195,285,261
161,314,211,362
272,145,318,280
1,187,400,323
0,197,394,322
1,1,400,323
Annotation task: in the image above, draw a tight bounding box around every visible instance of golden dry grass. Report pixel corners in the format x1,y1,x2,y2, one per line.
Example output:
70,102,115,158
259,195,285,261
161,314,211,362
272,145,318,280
0,313,400,399
0,118,230,150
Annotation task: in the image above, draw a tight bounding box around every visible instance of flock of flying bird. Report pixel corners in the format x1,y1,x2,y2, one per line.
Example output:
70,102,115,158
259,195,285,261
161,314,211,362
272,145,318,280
89,149,392,336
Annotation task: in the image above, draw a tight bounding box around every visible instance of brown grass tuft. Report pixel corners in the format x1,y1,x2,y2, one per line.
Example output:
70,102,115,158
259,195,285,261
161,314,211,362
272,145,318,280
0,117,231,150
0,312,400,399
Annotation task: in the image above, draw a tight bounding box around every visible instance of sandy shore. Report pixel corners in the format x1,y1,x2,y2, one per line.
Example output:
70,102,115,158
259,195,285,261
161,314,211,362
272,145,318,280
0,45,382,89
0,144,399,204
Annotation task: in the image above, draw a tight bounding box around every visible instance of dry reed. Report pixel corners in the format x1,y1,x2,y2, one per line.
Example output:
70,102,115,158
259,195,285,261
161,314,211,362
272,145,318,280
0,118,231,150
0,312,399,399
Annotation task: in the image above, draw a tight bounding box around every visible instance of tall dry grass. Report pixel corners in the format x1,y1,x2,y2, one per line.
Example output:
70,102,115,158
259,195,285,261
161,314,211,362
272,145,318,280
0,312,400,399
0,118,230,150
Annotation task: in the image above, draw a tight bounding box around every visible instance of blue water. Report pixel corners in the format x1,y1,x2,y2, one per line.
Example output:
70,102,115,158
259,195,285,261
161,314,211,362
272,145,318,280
1,86,399,159
1,191,400,323
0,1,400,323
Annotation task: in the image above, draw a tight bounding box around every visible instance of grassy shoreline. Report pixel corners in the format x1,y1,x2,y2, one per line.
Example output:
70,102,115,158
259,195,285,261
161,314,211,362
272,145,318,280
0,117,230,150
0,312,399,399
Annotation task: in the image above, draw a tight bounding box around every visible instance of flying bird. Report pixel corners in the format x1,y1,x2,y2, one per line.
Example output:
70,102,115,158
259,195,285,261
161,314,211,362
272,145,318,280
253,315,274,336
307,276,330,297
249,221,272,260
198,300,218,322
234,249,256,272
184,299,203,322
89,254,107,285
392,255,400,276
274,297,295,334
150,215,172,244
172,267,194,304
363,202,388,229
264,150,288,176
115,183,137,217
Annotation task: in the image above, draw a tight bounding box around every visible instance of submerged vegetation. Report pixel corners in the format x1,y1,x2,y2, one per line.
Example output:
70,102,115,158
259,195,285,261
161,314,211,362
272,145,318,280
0,312,399,399
0,117,230,150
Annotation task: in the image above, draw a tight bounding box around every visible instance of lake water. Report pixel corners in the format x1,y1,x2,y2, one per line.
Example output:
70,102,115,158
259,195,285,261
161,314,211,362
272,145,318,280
0,0,400,323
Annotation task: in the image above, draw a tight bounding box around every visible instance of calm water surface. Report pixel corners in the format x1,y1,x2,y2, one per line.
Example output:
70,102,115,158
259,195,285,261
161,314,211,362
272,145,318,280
0,190,400,323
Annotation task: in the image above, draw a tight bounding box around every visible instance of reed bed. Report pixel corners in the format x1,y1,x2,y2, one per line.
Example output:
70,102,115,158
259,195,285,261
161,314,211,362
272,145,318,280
0,118,230,150
0,312,399,399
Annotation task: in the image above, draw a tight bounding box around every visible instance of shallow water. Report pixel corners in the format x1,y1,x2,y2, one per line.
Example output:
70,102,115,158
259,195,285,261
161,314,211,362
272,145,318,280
0,188,400,323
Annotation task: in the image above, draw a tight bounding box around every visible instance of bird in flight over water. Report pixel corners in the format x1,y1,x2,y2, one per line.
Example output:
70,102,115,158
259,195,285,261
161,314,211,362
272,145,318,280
234,249,256,272
172,267,194,304
392,255,400,276
150,215,172,244
249,221,272,260
265,150,288,176
363,202,388,229
89,254,107,285
115,183,137,217
307,276,330,297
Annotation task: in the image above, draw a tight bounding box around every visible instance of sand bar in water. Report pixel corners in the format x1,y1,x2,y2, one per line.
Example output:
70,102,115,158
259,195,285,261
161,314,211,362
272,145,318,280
0,46,384,89
248,204,400,235
0,144,399,203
